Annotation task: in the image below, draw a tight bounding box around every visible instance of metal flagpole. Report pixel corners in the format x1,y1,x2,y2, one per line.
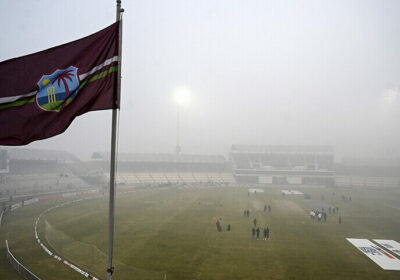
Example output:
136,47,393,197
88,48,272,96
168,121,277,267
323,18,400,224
107,1,123,279
176,104,180,155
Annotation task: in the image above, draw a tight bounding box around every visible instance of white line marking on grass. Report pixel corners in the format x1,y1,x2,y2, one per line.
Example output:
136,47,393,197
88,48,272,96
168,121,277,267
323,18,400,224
35,196,101,280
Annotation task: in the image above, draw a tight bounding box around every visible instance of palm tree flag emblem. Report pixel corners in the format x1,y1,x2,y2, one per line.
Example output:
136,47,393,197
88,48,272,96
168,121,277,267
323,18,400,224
36,66,79,112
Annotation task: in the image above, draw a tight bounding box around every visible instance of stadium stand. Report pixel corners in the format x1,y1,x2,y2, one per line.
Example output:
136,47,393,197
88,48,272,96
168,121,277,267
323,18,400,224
104,172,236,185
1,147,397,195
94,153,234,185
230,145,335,186
96,149,399,188
0,149,97,201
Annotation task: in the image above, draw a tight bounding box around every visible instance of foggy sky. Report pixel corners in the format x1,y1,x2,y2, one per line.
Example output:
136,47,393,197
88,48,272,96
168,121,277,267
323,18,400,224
1,0,400,161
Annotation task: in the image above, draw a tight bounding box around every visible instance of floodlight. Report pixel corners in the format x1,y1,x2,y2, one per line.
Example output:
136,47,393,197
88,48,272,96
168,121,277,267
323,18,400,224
173,87,191,106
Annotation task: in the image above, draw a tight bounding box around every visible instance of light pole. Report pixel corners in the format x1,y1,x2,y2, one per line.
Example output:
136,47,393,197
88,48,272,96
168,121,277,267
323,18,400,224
173,87,190,156
176,104,181,155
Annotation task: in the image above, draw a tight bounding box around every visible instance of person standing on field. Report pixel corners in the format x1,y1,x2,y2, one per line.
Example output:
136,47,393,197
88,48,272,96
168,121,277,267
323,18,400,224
263,227,267,240
252,227,256,239
216,219,221,232
256,227,260,240
253,218,257,227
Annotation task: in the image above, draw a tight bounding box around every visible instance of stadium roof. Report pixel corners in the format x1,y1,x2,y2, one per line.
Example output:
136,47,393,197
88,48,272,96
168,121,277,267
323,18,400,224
230,145,334,154
5,148,80,162
92,152,226,163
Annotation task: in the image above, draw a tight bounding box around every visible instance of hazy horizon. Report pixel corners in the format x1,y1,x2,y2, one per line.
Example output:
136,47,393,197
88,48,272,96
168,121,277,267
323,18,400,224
1,0,400,162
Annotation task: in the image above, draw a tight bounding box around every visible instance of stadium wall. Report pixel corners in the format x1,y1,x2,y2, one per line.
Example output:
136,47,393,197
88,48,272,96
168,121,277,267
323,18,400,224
234,173,335,186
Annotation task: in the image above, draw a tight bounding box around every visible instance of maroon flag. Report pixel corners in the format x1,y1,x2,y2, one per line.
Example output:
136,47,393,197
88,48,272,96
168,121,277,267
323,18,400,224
0,22,119,145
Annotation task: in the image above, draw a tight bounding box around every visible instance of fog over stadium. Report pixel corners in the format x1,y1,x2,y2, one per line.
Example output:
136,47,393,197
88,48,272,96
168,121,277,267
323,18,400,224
1,0,400,161
2,2,400,280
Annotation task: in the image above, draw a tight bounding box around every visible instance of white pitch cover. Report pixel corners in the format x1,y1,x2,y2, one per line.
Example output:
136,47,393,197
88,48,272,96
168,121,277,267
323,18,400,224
373,240,400,257
248,188,264,193
346,238,400,270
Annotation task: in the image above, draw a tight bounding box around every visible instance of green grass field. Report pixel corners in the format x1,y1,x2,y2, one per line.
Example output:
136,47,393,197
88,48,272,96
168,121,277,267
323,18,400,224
1,186,400,280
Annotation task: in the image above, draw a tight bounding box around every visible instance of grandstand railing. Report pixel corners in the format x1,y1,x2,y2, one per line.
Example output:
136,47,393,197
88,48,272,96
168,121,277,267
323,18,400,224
5,240,41,280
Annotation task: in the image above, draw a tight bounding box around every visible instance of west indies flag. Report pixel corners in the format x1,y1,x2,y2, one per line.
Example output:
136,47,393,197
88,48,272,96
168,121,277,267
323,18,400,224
0,22,120,145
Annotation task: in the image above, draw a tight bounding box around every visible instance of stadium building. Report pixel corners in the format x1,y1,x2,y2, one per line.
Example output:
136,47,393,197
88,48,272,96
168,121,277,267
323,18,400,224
230,145,335,186
1,147,398,194
6,148,79,174
89,152,235,185
0,149,92,200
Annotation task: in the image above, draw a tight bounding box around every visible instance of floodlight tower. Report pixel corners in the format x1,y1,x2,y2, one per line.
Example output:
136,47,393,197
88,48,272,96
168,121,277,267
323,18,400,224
173,87,191,155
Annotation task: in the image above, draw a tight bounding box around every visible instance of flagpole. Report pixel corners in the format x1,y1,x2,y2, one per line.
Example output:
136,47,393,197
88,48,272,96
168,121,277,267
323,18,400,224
107,1,123,279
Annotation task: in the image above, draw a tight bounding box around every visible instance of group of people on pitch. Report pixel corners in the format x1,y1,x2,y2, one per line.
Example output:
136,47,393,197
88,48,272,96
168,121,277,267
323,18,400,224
309,206,342,224
216,218,231,232
251,218,270,240
252,225,270,240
